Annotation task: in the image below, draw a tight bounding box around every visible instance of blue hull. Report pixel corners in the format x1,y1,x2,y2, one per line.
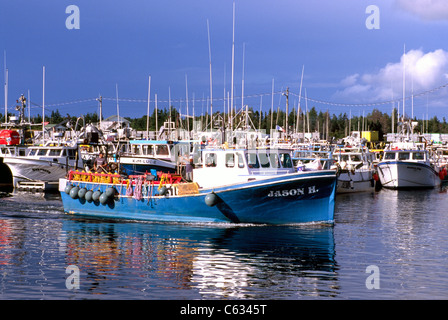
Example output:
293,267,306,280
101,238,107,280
59,171,337,225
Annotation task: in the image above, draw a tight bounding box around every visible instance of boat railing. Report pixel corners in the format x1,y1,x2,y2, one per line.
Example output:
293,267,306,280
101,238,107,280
67,170,183,186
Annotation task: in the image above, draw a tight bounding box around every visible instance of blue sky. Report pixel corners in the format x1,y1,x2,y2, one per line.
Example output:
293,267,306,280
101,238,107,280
1,0,448,121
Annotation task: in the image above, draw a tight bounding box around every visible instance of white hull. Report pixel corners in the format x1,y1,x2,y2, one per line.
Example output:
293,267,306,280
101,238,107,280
336,169,375,193
377,161,441,189
3,157,82,190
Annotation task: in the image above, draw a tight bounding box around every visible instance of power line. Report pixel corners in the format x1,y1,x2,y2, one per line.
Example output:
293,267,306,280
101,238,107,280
21,81,448,112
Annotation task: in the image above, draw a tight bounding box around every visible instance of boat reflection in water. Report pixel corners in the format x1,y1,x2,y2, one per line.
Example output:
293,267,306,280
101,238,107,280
61,220,338,299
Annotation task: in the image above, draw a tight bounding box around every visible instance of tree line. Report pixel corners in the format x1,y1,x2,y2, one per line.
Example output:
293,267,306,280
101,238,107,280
2,106,448,141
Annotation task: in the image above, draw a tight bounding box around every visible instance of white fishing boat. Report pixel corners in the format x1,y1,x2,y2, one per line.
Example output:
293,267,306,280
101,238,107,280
377,121,442,189
332,145,376,193
2,140,84,191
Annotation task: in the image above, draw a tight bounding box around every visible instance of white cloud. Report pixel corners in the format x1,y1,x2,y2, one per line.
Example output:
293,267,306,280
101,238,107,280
334,48,448,103
395,0,448,21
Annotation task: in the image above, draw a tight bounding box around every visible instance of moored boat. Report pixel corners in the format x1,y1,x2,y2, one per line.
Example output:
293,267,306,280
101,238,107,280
377,121,442,189
3,140,84,191
332,146,376,193
59,148,337,224
376,145,442,189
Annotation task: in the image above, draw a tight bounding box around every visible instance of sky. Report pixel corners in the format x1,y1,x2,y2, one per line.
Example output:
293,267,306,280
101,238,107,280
1,0,448,122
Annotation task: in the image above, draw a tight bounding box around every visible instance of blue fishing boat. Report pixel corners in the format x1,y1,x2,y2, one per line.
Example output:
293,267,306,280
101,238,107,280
59,148,337,225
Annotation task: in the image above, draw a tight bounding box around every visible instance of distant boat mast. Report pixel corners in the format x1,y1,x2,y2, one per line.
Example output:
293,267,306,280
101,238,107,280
207,19,213,132
230,1,235,131
4,51,8,124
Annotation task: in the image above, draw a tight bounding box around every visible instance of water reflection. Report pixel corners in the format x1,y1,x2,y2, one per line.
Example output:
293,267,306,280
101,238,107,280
334,186,448,299
60,220,338,299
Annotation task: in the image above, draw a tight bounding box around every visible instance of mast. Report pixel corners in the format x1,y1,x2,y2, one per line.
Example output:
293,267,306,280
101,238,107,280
146,75,151,139
42,66,45,140
270,78,274,135
185,74,189,133
155,93,158,132
402,44,406,121
241,42,245,113
295,65,304,133
4,51,7,124
207,19,213,132
230,1,235,131
284,87,289,136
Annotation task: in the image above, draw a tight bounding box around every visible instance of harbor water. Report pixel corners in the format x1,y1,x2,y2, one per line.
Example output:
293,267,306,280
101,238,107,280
1,184,448,300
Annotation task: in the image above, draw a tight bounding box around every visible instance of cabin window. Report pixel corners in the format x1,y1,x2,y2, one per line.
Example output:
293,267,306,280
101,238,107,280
205,153,217,167
237,153,245,168
259,153,270,168
384,152,395,160
48,149,61,157
156,145,169,156
246,153,260,168
132,145,140,154
412,152,425,160
398,152,410,160
280,153,293,168
37,149,48,156
269,153,280,168
67,149,77,160
28,149,36,156
225,153,235,168
142,145,154,156
350,155,361,162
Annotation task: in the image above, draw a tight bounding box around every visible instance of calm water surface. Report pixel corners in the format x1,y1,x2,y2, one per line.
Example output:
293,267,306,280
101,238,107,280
1,184,448,300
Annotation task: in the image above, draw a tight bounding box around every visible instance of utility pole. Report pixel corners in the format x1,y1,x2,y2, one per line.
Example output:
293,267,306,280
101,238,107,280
96,95,103,128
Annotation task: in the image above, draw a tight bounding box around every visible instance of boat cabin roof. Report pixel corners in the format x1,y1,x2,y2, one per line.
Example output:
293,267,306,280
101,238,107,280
193,148,295,188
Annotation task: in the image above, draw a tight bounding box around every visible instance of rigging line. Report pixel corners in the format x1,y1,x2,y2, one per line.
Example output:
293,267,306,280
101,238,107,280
289,82,448,108
29,98,97,108
22,81,448,111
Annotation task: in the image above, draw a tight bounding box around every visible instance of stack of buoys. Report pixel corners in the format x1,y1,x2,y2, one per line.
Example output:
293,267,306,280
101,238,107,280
64,182,116,205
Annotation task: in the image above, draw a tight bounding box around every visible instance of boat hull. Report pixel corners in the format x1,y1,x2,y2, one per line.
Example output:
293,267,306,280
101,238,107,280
59,170,337,225
4,157,78,190
336,169,375,194
377,161,441,189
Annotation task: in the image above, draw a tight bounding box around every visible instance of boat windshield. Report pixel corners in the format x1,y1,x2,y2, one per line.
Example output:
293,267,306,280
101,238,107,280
398,152,410,160
246,153,260,168
280,153,293,168
384,152,396,160
412,152,425,160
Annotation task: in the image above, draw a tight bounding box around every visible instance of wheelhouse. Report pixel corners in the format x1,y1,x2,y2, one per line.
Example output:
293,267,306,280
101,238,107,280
193,148,295,188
